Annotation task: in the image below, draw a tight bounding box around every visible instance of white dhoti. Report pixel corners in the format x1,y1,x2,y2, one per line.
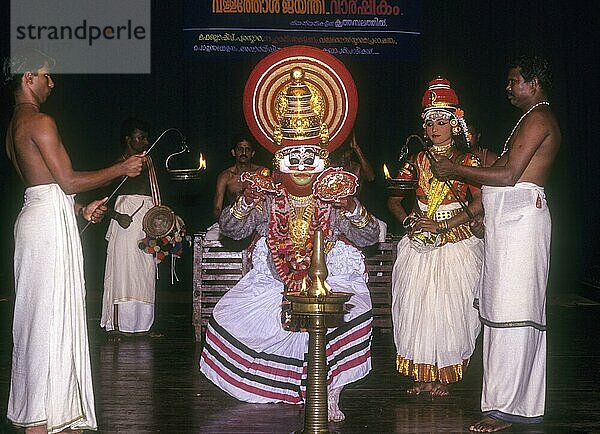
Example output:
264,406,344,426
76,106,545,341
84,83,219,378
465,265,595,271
200,238,372,404
101,194,156,333
8,184,97,433
391,203,483,383
479,183,550,423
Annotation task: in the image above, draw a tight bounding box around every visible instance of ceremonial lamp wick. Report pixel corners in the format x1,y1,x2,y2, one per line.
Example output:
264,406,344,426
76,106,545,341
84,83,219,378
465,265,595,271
285,228,352,433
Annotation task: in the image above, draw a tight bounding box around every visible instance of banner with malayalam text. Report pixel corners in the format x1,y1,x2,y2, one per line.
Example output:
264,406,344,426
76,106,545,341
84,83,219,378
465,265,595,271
184,0,421,59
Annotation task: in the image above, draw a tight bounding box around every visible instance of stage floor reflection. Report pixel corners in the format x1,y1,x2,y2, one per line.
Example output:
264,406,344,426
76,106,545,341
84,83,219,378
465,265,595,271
1,290,599,433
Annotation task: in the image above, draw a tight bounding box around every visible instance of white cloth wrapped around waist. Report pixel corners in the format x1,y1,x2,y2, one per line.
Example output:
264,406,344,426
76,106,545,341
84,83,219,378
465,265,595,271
9,184,97,432
479,182,550,330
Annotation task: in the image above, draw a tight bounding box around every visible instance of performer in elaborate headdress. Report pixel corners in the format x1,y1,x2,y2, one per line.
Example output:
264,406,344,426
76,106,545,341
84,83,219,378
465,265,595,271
387,77,483,397
199,46,379,422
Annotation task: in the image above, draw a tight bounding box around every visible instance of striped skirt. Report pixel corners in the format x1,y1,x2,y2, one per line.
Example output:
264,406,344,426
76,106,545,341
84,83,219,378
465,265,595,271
199,238,372,403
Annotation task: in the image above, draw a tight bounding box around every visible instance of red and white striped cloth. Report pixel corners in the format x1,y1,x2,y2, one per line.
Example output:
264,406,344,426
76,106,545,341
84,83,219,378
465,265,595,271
200,238,372,403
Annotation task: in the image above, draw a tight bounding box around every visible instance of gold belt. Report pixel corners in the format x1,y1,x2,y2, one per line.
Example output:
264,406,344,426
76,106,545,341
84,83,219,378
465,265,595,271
433,208,461,221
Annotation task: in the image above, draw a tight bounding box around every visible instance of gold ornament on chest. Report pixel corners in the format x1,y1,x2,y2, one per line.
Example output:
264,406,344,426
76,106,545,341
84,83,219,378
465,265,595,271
288,194,316,247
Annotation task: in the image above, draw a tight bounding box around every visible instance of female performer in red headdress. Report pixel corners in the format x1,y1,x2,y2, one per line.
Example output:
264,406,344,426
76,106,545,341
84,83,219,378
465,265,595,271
199,47,379,422
387,77,483,397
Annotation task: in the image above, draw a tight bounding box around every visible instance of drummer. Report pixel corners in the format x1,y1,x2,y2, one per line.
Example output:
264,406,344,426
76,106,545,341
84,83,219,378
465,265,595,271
387,77,484,397
100,118,163,337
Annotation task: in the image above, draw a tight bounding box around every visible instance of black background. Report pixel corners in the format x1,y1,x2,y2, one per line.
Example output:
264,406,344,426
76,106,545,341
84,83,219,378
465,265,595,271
0,1,598,296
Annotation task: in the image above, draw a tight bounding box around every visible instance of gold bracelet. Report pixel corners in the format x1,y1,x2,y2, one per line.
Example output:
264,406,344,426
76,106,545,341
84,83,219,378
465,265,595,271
437,219,450,234
230,196,251,220
230,206,247,220
350,206,372,228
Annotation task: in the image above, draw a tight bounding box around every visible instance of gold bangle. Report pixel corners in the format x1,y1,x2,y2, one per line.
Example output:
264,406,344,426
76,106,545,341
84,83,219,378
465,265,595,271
350,206,372,228
230,206,247,220
436,219,449,234
230,196,251,220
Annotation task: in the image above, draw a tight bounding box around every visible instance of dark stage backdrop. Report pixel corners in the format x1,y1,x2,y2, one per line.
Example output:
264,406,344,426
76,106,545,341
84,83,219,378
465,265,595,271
0,1,597,296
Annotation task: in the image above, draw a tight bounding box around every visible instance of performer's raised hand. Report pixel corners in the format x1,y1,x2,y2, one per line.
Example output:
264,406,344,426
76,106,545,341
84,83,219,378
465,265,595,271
242,183,265,205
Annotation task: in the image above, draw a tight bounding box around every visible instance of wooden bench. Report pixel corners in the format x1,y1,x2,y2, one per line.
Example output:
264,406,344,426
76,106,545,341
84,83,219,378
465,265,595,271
362,236,399,329
192,233,398,341
192,233,251,342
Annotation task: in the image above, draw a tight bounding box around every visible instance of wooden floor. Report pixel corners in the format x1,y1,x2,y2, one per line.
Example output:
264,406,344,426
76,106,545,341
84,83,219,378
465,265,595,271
1,289,600,433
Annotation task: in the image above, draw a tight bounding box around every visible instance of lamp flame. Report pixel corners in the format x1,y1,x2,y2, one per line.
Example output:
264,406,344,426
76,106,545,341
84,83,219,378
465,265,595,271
199,154,207,170
383,163,392,180
314,275,328,297
301,276,308,293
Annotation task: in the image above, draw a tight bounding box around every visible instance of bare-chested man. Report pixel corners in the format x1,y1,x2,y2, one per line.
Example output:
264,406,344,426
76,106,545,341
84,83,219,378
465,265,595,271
4,49,143,434
213,133,265,220
332,131,376,184
432,55,560,433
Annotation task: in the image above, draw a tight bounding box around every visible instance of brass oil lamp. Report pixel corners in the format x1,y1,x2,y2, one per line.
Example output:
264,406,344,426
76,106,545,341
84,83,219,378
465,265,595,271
284,228,352,433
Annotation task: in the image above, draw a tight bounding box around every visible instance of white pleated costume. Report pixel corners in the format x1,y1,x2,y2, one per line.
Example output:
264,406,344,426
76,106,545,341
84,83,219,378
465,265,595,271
479,183,550,423
200,194,379,404
200,237,373,403
101,194,155,333
8,184,97,433
392,201,483,383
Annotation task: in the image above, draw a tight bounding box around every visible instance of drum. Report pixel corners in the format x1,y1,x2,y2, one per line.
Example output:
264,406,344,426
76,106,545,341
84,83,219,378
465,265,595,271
142,205,175,237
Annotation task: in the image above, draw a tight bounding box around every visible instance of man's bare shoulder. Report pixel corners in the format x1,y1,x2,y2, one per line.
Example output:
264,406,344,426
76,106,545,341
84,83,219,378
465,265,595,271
516,108,559,143
15,110,56,127
539,107,561,137
13,111,58,145
513,106,560,184
217,166,237,180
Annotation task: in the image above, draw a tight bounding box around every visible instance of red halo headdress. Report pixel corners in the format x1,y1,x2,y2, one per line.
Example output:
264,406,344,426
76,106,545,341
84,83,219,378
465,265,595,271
243,45,358,154
421,77,469,144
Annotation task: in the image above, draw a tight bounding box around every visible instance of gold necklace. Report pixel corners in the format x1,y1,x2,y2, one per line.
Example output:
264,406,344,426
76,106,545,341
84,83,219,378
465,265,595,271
289,196,315,247
431,141,454,155
288,193,314,207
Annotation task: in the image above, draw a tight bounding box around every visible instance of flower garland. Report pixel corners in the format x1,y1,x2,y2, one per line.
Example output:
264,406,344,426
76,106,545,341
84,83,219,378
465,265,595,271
267,188,332,291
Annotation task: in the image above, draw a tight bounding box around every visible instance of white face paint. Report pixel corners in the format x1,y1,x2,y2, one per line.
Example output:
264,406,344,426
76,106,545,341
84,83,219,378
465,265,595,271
277,145,326,174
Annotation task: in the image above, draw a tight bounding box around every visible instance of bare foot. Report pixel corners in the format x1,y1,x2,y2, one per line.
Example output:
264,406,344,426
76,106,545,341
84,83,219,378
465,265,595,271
327,386,345,422
430,382,450,397
469,416,512,432
406,381,433,395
